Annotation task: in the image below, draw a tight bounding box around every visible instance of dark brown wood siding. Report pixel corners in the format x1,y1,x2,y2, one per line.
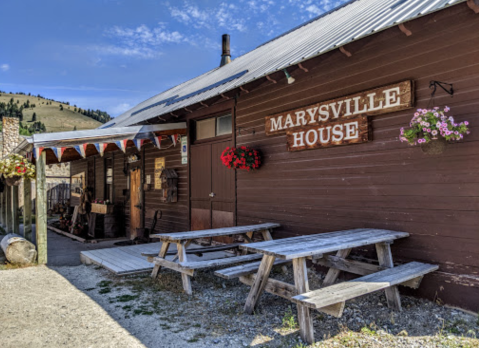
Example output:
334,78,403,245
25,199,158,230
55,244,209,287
235,4,479,312
144,143,189,234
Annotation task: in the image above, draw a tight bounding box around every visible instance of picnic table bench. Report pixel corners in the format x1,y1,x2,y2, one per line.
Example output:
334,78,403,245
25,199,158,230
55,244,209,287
146,223,280,295
216,228,438,344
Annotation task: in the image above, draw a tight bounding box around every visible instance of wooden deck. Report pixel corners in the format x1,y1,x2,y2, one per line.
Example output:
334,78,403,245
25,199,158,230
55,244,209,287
80,242,234,276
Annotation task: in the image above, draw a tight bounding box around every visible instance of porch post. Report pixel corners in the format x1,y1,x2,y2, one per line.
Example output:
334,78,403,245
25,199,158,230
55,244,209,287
23,178,32,241
12,185,19,235
35,151,47,264
2,191,6,228
0,192,3,227
6,186,12,233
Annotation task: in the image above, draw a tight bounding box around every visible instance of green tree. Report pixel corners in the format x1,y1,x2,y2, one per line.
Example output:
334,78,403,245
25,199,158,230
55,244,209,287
73,126,77,131
59,104,63,111
32,112,37,122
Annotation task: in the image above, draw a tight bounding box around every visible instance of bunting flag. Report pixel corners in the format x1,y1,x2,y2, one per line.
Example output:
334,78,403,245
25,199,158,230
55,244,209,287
133,139,145,151
74,144,88,158
33,147,44,159
94,143,108,157
151,135,162,149
169,134,179,147
115,139,128,153
52,147,66,162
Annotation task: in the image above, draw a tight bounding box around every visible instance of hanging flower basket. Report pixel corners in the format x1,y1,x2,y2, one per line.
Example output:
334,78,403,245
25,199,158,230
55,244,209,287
221,146,261,171
399,106,470,155
5,175,22,186
0,154,36,183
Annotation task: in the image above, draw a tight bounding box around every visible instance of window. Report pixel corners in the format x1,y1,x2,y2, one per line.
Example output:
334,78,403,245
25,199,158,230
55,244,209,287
195,114,232,140
105,158,113,202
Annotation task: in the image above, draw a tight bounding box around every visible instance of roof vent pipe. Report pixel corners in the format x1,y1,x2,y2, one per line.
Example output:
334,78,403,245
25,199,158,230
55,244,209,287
220,34,231,67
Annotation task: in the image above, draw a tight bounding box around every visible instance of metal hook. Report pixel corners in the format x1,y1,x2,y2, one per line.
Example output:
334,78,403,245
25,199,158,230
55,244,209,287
429,80,454,98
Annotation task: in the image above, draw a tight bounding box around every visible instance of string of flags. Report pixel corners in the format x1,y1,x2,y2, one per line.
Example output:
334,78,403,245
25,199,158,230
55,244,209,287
32,134,181,161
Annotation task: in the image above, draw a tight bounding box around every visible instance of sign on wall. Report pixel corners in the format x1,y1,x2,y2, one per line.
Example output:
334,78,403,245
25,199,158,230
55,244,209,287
287,116,369,151
154,157,165,190
181,136,188,165
265,81,414,141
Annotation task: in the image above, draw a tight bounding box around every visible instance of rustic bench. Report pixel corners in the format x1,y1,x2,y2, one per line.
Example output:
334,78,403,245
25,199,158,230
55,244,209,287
146,223,281,294
141,243,243,259
292,261,438,318
215,259,291,279
238,228,415,344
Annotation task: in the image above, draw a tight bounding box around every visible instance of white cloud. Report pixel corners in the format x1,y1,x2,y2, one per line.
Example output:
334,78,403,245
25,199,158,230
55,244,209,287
1,64,10,72
169,3,247,32
99,23,185,59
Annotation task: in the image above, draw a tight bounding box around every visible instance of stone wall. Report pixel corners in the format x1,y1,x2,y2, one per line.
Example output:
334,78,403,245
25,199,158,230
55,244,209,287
2,117,21,157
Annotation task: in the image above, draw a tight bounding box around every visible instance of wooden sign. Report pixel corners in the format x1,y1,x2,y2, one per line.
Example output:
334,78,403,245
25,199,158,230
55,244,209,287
287,116,369,151
154,157,165,190
266,80,413,136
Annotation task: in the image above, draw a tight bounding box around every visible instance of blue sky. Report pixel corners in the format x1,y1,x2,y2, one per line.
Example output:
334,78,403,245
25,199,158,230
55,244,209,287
0,0,347,118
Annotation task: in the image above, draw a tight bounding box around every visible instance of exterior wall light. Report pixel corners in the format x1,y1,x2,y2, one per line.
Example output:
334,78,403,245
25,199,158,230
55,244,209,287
283,69,295,84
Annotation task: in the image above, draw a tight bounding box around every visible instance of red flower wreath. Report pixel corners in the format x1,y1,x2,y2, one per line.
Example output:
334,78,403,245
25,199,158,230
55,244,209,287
221,146,261,171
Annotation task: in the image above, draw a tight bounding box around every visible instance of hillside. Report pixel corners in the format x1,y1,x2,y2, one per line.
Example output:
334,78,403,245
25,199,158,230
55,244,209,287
0,92,104,133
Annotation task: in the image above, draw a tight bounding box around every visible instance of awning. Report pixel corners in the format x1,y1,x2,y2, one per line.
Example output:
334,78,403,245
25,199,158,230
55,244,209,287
15,123,187,164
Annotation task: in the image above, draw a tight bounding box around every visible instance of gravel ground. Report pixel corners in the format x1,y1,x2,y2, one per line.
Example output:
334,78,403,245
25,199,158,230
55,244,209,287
0,264,478,348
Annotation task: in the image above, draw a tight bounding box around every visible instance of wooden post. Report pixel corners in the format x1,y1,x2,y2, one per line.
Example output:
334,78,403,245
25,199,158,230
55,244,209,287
177,241,192,295
0,192,3,227
243,254,276,314
6,186,12,233
12,185,19,235
23,178,32,241
375,242,401,311
322,248,352,286
36,151,47,264
293,257,315,344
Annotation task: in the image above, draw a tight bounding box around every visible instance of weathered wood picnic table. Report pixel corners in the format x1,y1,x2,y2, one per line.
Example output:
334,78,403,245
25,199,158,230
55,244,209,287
146,223,280,295
216,228,438,344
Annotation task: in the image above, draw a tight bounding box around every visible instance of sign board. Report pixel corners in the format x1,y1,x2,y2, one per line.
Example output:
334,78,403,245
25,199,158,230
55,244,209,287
154,157,165,190
287,116,368,151
181,136,188,165
265,80,413,137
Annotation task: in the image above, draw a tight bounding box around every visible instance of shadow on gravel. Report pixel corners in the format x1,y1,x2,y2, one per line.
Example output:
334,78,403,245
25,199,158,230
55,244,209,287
50,263,479,348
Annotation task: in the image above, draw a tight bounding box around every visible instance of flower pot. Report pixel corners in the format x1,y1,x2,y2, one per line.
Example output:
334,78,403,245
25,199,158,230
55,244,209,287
421,137,447,155
91,203,114,214
5,176,22,186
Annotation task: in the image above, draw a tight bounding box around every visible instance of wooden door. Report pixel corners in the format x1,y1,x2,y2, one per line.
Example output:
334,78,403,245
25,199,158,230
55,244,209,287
190,139,235,236
130,168,142,239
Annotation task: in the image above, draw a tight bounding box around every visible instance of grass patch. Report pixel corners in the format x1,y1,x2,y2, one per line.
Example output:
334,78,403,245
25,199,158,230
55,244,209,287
98,287,111,294
113,294,139,302
282,307,299,331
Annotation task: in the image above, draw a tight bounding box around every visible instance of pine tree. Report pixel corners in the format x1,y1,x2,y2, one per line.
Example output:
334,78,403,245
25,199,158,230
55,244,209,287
32,112,37,122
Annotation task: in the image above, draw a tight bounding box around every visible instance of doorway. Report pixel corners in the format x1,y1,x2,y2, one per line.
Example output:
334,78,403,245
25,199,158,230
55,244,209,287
129,168,142,239
190,138,235,238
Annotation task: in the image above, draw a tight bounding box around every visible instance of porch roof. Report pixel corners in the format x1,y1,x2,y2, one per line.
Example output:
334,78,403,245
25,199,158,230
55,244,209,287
15,122,186,164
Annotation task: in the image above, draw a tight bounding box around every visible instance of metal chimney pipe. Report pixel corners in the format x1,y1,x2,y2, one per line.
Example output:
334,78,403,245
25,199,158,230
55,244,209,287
220,34,231,67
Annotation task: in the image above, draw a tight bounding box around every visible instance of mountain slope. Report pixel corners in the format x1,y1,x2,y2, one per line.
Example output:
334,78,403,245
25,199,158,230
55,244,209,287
0,93,103,132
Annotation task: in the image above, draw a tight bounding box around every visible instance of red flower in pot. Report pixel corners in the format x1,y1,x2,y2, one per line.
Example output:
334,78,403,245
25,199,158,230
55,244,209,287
221,146,261,171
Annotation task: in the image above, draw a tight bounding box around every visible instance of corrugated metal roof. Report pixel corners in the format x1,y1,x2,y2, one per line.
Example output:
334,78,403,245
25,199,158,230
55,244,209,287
104,0,465,128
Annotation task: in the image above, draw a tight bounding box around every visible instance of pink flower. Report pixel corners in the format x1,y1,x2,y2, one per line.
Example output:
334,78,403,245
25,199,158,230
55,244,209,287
433,113,439,117
414,112,419,117
444,106,450,112
464,121,469,126
427,129,431,133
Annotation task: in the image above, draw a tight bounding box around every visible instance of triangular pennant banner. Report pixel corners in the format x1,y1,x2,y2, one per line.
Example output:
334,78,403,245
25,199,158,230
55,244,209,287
34,147,44,159
133,139,145,151
151,135,162,149
94,143,108,157
115,139,128,153
74,144,88,158
169,134,179,147
52,147,66,162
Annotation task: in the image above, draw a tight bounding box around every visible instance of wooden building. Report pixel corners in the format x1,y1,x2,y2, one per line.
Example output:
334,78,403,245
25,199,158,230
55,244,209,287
13,0,479,312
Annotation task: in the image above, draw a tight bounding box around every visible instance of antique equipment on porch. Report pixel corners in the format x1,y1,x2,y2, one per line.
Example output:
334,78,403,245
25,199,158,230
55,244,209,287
159,169,178,203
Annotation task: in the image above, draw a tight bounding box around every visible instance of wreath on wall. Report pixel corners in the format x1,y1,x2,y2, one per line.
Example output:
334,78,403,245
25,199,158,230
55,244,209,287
221,146,261,171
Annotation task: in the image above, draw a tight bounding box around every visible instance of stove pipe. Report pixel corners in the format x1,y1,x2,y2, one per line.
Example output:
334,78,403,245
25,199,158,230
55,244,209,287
220,34,231,67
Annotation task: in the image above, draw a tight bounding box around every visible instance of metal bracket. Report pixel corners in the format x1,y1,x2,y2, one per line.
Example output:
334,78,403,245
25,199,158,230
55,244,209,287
429,80,454,98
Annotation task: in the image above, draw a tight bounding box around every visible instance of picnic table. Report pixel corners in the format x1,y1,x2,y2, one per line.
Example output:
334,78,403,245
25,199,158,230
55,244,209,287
216,228,438,344
146,223,280,295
